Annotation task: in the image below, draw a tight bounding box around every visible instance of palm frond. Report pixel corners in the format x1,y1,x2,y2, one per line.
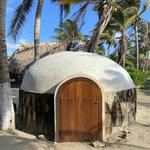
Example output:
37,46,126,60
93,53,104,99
59,4,63,26
112,8,125,27
63,4,70,17
124,7,138,28
124,6,138,18
73,2,89,23
125,0,140,7
59,0,85,4
9,0,34,41
54,19,82,41
57,3,70,26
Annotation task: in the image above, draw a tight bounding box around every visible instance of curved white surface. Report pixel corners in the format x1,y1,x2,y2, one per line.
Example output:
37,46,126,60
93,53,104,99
21,52,135,93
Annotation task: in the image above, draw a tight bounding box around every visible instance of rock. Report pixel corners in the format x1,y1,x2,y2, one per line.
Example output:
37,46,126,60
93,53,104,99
122,129,130,134
37,134,47,141
118,133,127,139
91,141,105,148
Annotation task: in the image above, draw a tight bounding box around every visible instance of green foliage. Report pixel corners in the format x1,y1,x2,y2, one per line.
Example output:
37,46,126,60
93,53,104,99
125,54,136,67
96,44,105,55
60,0,85,4
143,78,150,90
125,67,150,86
109,6,138,32
54,19,81,41
9,0,34,41
18,70,25,80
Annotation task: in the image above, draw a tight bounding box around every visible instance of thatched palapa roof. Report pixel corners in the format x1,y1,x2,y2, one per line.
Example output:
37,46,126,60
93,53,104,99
9,41,68,74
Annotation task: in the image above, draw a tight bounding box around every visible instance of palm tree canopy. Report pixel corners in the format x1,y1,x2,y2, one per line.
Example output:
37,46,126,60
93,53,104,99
101,30,117,47
54,19,82,41
109,6,138,32
9,0,34,41
9,0,71,41
58,0,85,4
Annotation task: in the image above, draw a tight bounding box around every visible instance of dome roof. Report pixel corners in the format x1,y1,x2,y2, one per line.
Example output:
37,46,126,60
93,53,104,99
21,52,135,93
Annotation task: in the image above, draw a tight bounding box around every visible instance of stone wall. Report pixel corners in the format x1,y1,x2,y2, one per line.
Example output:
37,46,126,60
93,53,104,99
105,88,136,137
19,90,54,140
19,88,136,141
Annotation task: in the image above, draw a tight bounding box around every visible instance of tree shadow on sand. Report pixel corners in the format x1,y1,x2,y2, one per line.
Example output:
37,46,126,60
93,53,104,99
135,122,150,127
137,102,150,108
105,142,150,150
138,90,150,96
0,133,53,150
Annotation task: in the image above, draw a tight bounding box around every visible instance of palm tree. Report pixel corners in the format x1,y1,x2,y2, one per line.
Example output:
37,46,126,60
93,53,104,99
0,0,15,130
54,19,82,50
9,0,44,62
85,0,113,53
135,22,139,69
59,0,84,3
34,0,44,61
138,21,150,70
10,0,113,55
54,19,81,41
9,0,69,62
101,30,117,58
134,1,150,69
59,0,113,53
108,6,138,67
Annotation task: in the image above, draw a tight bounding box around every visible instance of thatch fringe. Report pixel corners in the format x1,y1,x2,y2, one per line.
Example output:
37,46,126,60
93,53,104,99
9,41,68,74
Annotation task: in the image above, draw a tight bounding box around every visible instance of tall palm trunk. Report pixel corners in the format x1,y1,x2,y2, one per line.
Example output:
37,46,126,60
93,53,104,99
118,31,127,67
145,51,150,71
135,24,139,69
107,44,111,58
34,0,44,61
0,0,15,130
85,0,112,53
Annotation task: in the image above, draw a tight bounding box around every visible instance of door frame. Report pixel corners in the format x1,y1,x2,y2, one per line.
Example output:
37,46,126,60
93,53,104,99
54,74,105,142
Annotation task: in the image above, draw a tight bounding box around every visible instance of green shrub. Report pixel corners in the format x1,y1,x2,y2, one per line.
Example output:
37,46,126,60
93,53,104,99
143,78,150,90
125,67,150,86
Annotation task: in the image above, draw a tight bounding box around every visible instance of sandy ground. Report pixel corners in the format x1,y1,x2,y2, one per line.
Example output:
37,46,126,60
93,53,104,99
0,89,149,150
105,89,150,150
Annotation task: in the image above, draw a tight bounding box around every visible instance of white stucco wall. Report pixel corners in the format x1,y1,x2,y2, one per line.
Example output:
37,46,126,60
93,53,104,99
21,52,135,93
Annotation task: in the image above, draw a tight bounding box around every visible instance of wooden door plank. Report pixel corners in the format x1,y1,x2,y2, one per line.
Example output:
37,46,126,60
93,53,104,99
57,77,102,142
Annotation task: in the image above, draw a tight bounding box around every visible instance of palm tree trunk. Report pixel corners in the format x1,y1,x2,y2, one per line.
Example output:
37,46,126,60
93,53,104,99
107,45,110,58
122,33,127,67
135,24,139,69
145,51,149,71
118,32,126,67
85,0,112,53
0,0,15,130
34,0,44,62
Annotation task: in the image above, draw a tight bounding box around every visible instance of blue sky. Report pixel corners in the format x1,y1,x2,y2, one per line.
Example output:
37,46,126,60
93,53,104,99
6,0,150,56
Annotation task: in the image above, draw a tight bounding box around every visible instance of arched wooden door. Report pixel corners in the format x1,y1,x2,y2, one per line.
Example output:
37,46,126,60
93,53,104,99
56,77,102,142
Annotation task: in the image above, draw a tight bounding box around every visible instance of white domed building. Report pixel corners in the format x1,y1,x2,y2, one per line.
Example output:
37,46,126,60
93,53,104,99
19,51,136,142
